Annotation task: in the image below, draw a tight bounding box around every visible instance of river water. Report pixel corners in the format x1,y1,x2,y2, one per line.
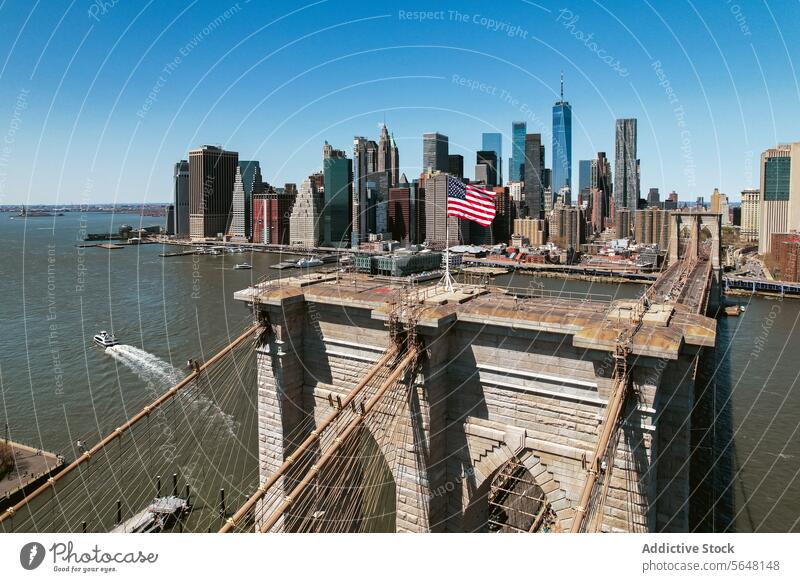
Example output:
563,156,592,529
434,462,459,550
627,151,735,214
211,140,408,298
0,212,797,532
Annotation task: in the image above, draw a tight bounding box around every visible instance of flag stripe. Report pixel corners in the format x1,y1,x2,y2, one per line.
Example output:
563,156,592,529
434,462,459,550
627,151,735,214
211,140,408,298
448,212,492,226
446,175,497,227
447,206,494,225
448,200,494,219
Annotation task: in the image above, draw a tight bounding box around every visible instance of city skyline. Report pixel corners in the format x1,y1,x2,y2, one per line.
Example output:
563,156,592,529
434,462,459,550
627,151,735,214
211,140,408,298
0,2,798,205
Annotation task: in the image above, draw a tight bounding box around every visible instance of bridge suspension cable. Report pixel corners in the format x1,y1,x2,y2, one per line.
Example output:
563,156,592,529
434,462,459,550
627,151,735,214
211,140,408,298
257,345,419,533
1,322,261,531
219,345,400,532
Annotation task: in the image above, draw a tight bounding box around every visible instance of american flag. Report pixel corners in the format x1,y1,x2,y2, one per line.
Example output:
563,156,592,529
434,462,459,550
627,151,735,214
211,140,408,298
447,176,496,226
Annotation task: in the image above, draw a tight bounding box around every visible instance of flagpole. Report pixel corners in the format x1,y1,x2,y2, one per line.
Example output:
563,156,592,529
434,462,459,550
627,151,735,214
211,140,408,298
441,177,495,294
443,176,455,293
444,211,453,292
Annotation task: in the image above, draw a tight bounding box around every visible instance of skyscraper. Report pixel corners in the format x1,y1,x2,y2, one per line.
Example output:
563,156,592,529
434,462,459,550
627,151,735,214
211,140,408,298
510,121,526,182
492,186,513,244
634,207,670,249
578,159,591,204
590,189,605,234
322,142,352,247
388,175,423,247
352,137,379,246
476,150,498,187
548,203,585,251
647,187,660,207
615,208,632,239
590,152,612,230
377,124,400,188
252,185,295,245
710,188,729,225
552,74,572,192
423,132,448,173
165,204,175,235
664,190,678,210
229,166,247,240
741,188,760,243
614,118,639,216
229,160,262,240
188,145,238,240
289,177,323,247
424,172,468,248
523,133,544,217
758,142,800,254
173,160,189,238
448,154,464,180
367,173,389,236
482,132,502,185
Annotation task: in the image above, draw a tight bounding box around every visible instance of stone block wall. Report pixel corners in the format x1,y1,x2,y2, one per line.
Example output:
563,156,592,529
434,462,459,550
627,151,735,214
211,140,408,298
253,296,698,533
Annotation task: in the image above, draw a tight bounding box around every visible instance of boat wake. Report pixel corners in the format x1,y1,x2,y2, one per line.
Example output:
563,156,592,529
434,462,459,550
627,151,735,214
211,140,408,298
105,344,237,438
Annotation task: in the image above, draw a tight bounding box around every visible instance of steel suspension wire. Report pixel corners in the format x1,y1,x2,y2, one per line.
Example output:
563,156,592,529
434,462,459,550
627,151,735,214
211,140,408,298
219,345,400,532
44,339,259,533
282,371,415,533
258,347,419,533
238,351,404,532
234,350,404,536
1,323,260,531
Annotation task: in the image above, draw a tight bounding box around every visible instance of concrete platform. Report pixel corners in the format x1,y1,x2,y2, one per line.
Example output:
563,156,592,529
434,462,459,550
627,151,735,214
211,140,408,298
238,274,716,360
1,441,63,509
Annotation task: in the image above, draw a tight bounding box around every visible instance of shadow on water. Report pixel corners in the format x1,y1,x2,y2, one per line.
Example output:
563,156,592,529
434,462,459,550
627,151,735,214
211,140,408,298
690,308,736,532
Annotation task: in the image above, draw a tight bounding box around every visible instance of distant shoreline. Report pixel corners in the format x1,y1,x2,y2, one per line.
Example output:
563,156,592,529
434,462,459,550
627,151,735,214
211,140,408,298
1,207,167,216
0,204,169,212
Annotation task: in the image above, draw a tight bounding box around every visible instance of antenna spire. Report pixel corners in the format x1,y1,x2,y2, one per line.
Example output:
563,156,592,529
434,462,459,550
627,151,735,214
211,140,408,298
560,71,564,101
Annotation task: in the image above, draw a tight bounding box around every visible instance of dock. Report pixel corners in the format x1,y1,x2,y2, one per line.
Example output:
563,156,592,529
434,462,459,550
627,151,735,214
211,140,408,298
159,249,202,257
462,266,509,276
109,496,190,533
1,440,63,510
76,242,124,249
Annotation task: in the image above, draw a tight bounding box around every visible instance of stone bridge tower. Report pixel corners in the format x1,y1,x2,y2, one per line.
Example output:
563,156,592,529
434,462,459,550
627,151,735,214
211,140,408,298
236,273,716,533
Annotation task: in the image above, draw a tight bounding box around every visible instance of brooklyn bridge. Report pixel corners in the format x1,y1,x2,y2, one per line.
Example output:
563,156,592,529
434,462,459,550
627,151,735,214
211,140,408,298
1,212,720,534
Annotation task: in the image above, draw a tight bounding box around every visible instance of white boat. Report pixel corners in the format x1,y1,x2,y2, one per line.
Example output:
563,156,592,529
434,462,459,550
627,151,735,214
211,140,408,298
233,262,252,270
93,331,119,347
297,257,323,268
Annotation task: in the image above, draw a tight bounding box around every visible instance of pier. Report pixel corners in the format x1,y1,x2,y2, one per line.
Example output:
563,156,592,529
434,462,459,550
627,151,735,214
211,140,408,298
0,440,63,510
724,275,800,297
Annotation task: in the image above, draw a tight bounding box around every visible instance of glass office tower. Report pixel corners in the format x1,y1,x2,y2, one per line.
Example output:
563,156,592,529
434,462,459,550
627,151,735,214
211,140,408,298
322,142,353,247
510,121,526,182
482,132,503,185
552,76,572,192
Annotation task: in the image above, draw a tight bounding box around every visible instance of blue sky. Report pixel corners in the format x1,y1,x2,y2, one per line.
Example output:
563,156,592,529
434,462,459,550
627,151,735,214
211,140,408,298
0,0,798,204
